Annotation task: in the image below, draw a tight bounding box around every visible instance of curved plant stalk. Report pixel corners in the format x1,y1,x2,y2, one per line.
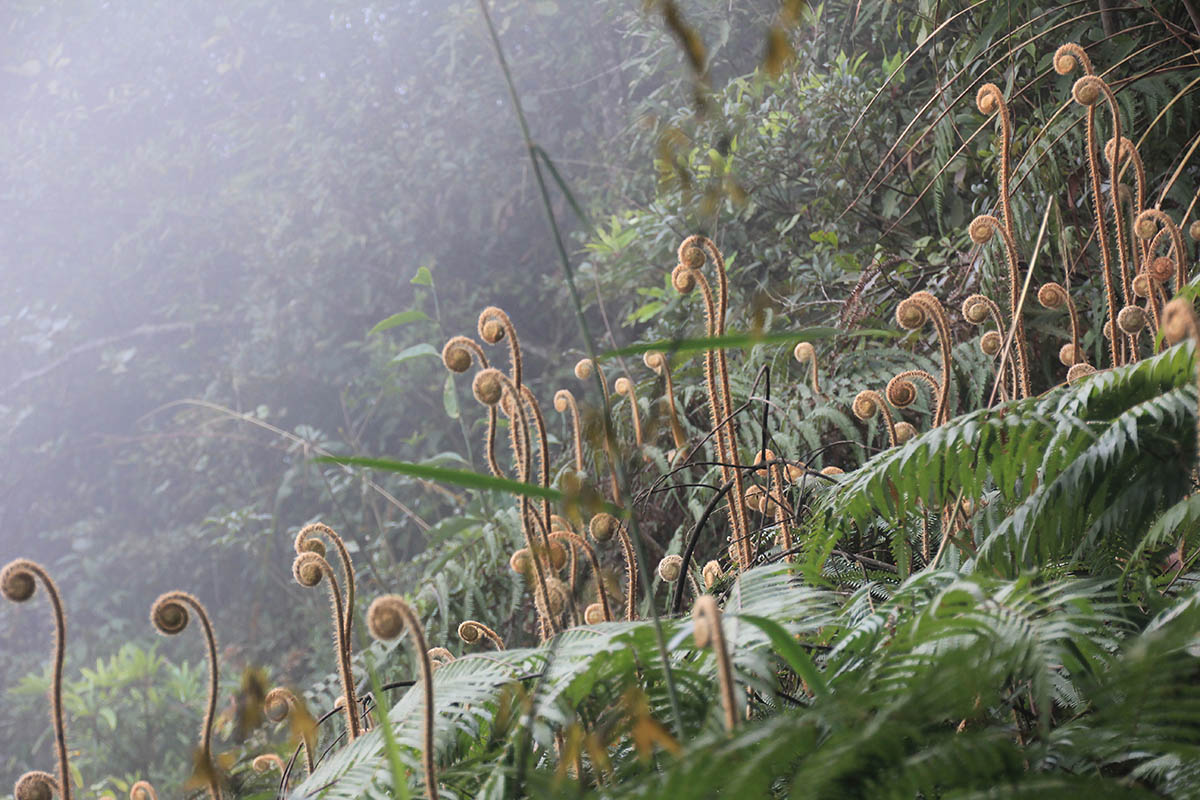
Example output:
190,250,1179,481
472,367,557,637
1108,136,1148,267
968,215,1033,397
553,389,586,475
252,754,285,776
2,559,71,800
519,383,553,536
550,529,614,622
150,591,223,800
1037,282,1090,374
1135,209,1188,293
692,595,736,732
589,513,638,621
264,687,315,775
368,596,438,800
756,450,795,562
792,342,821,396
1057,43,1127,366
852,390,900,448
458,620,505,650
477,306,522,388
1163,298,1200,456
291,552,359,741
961,293,1015,399
886,370,942,424
576,357,621,502
442,335,501,478
643,350,688,455
673,236,752,570
613,377,644,451
894,292,954,424
295,523,355,662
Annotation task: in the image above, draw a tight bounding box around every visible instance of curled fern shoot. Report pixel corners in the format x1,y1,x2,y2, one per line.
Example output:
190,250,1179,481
292,552,360,741
692,595,736,732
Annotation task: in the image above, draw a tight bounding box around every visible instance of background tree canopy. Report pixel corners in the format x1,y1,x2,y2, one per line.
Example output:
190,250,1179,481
3,0,1200,796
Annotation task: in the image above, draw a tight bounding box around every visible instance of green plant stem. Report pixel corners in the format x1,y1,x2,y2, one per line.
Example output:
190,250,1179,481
474,0,685,738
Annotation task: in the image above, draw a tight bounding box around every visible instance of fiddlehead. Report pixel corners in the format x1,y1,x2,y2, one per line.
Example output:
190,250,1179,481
3,559,69,800
968,216,1031,397
458,620,505,650
613,376,644,450
291,552,359,741
554,389,586,475
895,292,954,423
550,529,613,623
150,591,223,800
643,350,688,454
693,595,736,732
1037,282,1088,370
264,687,315,774
443,335,501,477
852,390,899,448
962,293,1015,399
589,513,639,621
477,306,522,388
368,596,438,800
792,342,821,396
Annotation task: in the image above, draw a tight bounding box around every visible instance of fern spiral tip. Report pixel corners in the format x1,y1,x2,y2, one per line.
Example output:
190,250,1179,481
1067,363,1096,383
441,338,474,373
15,772,57,800
1190,220,1200,241
291,552,325,588
1148,257,1174,283
852,390,880,421
476,307,510,345
821,466,844,476
508,549,532,575
584,603,605,624
1117,305,1147,334
967,216,994,245
366,595,409,641
150,594,191,636
1,560,37,603
671,262,697,294
589,513,616,542
1131,274,1153,299
792,341,815,363
1071,76,1102,106
471,368,504,406
657,555,683,583
894,421,917,444
1059,343,1085,367
129,781,158,800
980,331,1002,357
975,83,1003,114
573,358,594,381
961,294,990,324
1037,283,1068,310
702,560,723,589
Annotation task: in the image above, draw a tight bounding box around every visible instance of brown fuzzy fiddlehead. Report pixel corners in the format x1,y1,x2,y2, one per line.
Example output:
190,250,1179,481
458,620,505,650
589,513,639,621
852,390,899,448
1038,282,1088,370
128,781,158,800
674,236,751,570
886,370,941,417
962,293,1015,399
1058,44,1125,366
443,336,501,478
549,529,613,622
264,687,315,774
553,389,586,475
692,595,736,732
292,552,360,741
643,350,688,453
968,217,1031,397
792,342,821,396
895,292,954,423
295,523,355,660
1135,209,1187,294
477,306,522,388
150,591,222,800
368,596,438,800
3,560,70,800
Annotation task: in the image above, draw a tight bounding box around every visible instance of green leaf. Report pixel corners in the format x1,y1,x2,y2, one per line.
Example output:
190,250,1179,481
313,455,565,501
392,343,440,364
600,328,837,360
443,372,460,419
739,614,829,700
370,310,430,335
411,265,434,286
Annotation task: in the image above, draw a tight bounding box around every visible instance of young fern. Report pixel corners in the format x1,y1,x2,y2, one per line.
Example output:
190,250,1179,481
962,293,1015,400
614,376,644,451
150,591,222,800
692,595,736,733
550,528,614,622
793,342,822,396
291,551,360,741
589,512,638,621
553,389,586,475
2,559,70,800
264,687,315,774
1037,282,1090,376
458,620,505,650
643,350,688,454
442,335,501,477
368,596,438,800
673,236,751,570
894,292,953,425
